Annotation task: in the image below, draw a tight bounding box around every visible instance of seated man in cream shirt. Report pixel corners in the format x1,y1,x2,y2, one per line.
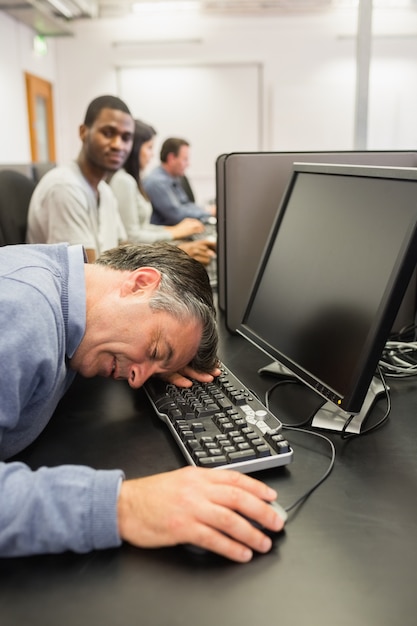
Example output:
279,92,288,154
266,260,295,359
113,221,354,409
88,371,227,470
27,95,134,262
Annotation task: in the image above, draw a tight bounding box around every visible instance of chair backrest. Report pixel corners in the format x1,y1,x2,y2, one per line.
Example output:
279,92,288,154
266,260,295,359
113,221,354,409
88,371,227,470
32,161,56,183
0,170,36,246
180,175,195,202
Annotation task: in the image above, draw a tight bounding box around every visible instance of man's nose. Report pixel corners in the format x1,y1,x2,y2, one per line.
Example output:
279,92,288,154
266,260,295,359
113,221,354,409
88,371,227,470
110,135,124,150
127,363,157,389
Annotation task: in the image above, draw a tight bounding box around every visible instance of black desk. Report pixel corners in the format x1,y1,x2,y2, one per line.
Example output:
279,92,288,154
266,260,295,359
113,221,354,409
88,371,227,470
3,310,417,626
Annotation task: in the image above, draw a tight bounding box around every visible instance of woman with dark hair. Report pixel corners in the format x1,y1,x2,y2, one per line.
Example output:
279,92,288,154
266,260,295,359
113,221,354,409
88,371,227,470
109,119,204,245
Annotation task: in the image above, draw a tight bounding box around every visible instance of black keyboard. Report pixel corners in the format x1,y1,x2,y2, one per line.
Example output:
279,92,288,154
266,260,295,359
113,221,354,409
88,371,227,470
144,363,293,473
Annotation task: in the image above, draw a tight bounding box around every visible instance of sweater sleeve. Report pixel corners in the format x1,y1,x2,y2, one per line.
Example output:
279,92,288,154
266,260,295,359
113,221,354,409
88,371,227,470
0,278,124,557
0,462,124,556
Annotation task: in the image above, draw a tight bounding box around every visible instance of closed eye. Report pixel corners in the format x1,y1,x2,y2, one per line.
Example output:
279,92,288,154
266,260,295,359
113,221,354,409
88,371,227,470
150,342,174,368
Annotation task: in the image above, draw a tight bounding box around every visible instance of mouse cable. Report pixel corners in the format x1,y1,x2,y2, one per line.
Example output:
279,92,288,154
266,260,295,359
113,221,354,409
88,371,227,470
281,425,336,514
262,380,336,514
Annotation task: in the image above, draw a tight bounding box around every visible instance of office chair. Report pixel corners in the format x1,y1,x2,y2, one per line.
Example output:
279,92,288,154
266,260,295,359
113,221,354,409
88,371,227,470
0,169,36,246
32,161,56,183
180,175,196,202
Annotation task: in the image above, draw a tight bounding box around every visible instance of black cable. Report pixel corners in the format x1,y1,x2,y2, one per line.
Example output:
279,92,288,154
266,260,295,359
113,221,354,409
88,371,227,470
388,322,417,342
265,378,325,428
264,365,391,439
281,425,336,514
262,378,335,514
262,367,389,513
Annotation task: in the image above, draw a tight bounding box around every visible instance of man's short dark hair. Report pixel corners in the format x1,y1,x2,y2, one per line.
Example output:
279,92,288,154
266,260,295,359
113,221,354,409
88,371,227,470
160,138,190,163
83,95,131,127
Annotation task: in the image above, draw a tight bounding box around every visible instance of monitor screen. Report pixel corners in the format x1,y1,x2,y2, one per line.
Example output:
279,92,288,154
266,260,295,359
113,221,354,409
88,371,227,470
238,163,417,431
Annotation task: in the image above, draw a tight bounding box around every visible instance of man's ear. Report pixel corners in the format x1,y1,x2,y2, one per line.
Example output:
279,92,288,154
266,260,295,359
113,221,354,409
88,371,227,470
166,152,176,166
120,267,161,296
79,123,88,142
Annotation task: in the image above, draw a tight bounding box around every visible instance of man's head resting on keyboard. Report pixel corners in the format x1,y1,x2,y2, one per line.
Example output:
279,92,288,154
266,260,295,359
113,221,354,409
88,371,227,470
85,241,219,388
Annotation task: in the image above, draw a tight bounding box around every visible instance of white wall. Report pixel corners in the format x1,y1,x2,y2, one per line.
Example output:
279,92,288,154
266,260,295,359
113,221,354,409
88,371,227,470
117,63,262,201
0,12,57,164
1,5,417,200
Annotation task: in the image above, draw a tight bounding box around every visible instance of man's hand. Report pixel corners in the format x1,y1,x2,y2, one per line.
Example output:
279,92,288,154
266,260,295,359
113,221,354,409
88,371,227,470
178,240,216,266
117,467,285,563
159,364,221,387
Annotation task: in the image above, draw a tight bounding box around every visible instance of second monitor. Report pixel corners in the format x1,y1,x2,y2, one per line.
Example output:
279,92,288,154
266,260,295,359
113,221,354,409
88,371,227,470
217,150,417,334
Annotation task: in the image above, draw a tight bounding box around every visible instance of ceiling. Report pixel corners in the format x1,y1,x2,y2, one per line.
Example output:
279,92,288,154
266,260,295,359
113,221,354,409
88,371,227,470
0,0,339,36
98,0,332,19
1,1,415,36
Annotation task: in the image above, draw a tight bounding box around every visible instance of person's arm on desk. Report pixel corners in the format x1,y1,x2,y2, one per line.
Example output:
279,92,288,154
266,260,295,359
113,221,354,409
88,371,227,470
177,239,216,267
0,461,123,557
166,218,205,240
117,467,284,563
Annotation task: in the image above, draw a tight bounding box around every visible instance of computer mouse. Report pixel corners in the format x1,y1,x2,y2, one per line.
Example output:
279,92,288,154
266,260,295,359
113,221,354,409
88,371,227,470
243,499,287,537
183,500,287,556
267,499,288,524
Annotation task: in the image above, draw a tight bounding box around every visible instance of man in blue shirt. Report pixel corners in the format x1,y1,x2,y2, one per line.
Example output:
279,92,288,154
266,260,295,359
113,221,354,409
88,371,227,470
144,137,216,226
0,241,283,562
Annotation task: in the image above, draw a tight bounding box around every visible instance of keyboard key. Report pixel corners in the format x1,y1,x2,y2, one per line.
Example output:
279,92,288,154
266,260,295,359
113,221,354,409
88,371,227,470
199,455,228,467
227,449,257,462
255,445,271,457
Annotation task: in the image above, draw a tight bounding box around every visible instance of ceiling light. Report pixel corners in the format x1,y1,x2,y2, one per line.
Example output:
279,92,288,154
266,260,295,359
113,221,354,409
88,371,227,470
131,1,200,14
41,0,98,19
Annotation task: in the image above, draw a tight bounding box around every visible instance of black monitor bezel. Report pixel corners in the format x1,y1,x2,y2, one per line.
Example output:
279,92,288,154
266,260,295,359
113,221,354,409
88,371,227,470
238,162,417,415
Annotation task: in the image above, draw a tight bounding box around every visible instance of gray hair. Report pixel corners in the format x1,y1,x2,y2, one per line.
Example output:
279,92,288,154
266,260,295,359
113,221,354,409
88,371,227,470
95,243,218,372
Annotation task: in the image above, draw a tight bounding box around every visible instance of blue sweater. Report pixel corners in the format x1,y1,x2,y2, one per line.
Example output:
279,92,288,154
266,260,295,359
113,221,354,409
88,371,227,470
0,244,123,556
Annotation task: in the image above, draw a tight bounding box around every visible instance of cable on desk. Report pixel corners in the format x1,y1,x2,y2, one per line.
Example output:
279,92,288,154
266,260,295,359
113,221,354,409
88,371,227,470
264,365,391,441
262,367,390,511
379,340,417,378
265,378,326,428
281,425,336,514
263,379,335,514
251,335,413,518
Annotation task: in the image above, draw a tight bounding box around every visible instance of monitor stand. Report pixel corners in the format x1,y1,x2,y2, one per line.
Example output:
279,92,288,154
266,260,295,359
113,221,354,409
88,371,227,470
258,361,294,378
258,361,386,434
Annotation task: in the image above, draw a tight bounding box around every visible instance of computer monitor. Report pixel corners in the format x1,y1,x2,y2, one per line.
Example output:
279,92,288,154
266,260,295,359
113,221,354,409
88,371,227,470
220,150,417,332
238,163,417,434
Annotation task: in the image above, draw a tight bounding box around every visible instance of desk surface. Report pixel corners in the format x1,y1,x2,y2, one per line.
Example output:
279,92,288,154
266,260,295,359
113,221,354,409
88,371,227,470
2,309,417,626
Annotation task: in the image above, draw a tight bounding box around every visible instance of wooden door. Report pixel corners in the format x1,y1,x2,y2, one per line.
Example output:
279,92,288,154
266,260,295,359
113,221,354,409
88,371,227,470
25,72,56,162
